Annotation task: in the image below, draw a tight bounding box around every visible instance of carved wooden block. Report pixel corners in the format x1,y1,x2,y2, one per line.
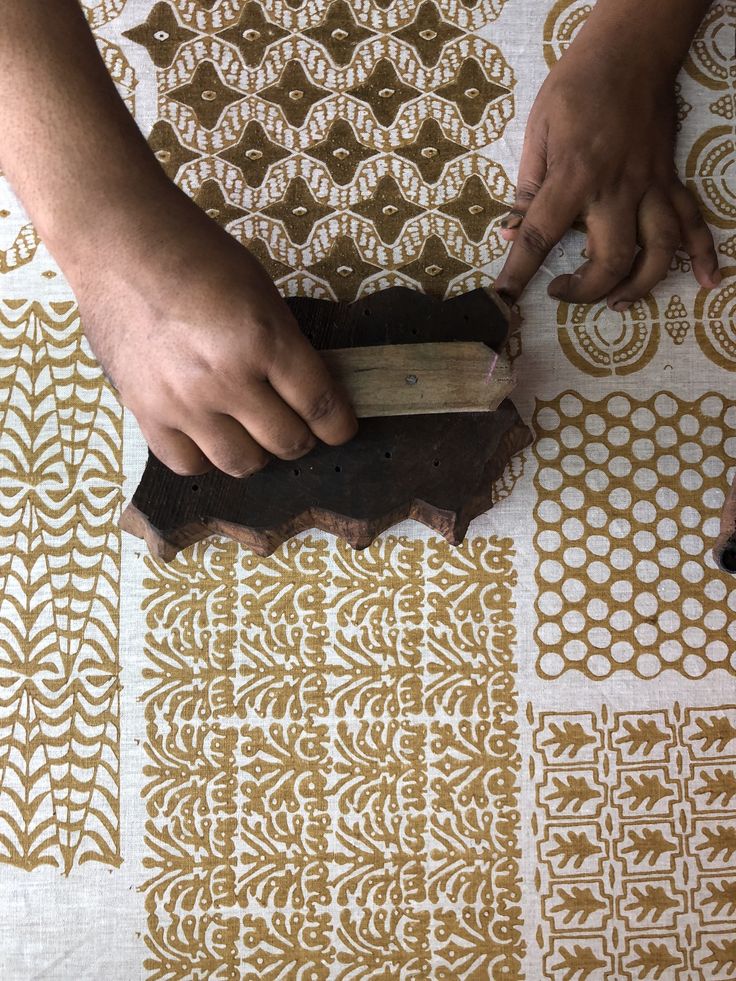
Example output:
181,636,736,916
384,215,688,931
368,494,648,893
120,287,533,561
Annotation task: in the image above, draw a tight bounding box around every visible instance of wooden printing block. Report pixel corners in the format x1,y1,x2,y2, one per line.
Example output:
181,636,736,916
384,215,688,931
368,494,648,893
119,287,533,561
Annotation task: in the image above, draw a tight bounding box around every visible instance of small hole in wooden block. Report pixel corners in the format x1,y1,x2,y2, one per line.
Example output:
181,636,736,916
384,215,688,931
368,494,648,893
384,451,392,459
293,468,300,476
335,465,341,473
433,459,440,467
192,484,199,492
411,327,418,335
363,308,371,316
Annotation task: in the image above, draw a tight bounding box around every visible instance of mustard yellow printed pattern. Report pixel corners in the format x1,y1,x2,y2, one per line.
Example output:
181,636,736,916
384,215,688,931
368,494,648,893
0,301,123,872
694,267,736,370
530,702,736,980
533,392,736,679
556,297,661,377
122,0,518,300
141,535,524,978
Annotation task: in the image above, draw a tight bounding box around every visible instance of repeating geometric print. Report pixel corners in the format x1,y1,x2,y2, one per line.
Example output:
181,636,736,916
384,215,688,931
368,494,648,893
122,0,517,301
0,301,123,872
0,0,734,980
529,702,736,980
533,392,736,680
141,535,524,978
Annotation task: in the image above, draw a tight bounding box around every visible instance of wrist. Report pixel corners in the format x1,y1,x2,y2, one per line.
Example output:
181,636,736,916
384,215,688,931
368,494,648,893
576,0,707,83
57,170,196,292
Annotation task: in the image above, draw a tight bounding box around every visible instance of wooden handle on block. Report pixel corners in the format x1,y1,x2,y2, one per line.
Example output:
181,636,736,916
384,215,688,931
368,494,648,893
322,342,514,417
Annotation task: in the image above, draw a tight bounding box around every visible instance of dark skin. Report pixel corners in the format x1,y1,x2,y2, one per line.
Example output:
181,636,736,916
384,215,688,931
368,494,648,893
0,0,358,479
0,0,720,480
495,0,720,307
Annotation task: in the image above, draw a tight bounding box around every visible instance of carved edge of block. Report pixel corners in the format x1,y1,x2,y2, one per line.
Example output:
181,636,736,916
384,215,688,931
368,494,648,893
713,472,736,574
121,416,533,564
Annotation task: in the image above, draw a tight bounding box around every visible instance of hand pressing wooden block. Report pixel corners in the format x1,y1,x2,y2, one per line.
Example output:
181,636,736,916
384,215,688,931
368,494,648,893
120,287,532,561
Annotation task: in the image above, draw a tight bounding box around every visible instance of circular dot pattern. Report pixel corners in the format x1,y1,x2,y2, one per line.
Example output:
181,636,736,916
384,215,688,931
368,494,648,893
534,392,736,679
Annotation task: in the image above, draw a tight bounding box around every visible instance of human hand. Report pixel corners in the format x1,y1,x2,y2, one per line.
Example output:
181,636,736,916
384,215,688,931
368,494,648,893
494,12,720,309
74,191,357,477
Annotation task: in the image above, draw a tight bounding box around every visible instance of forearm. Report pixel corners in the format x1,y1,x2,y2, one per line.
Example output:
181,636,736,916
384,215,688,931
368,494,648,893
571,0,713,78
0,0,178,284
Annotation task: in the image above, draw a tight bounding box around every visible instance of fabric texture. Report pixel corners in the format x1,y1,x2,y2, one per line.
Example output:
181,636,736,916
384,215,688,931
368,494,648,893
0,0,734,977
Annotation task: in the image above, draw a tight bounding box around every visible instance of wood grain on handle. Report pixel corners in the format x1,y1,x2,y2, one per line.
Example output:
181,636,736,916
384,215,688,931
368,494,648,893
321,343,514,417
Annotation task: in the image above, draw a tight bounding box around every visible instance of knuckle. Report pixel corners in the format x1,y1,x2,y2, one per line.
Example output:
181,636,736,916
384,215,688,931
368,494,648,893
518,221,555,258
649,230,679,253
222,456,267,478
275,436,316,460
515,180,540,205
304,388,339,424
166,458,210,477
599,250,634,276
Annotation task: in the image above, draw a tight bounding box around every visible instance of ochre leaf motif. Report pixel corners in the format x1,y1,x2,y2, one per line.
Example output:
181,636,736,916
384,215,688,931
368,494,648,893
695,769,736,807
240,722,330,817
242,911,332,979
550,944,607,981
547,830,602,870
702,938,736,975
548,775,600,814
434,906,517,978
628,942,681,980
336,907,431,978
431,719,516,812
697,824,736,863
620,774,674,811
331,719,426,816
331,811,426,908
550,886,608,925
616,719,670,756
541,721,597,760
692,715,736,753
428,809,497,907
331,537,423,628
143,908,239,980
624,885,680,923
703,878,736,917
621,827,677,867
425,618,504,719
237,809,330,909
330,625,423,718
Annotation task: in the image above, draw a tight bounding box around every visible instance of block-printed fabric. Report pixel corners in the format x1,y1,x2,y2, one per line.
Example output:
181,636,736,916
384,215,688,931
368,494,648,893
0,0,733,977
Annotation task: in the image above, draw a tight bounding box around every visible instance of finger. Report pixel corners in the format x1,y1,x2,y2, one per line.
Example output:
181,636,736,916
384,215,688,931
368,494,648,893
548,192,637,303
186,414,269,478
232,379,316,460
670,180,721,289
495,175,584,301
136,418,213,476
499,127,548,237
607,187,679,310
267,331,358,446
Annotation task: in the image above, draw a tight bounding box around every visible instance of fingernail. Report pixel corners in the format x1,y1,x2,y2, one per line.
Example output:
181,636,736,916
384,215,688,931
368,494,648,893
500,210,523,230
548,276,569,301
612,300,631,312
709,269,722,287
